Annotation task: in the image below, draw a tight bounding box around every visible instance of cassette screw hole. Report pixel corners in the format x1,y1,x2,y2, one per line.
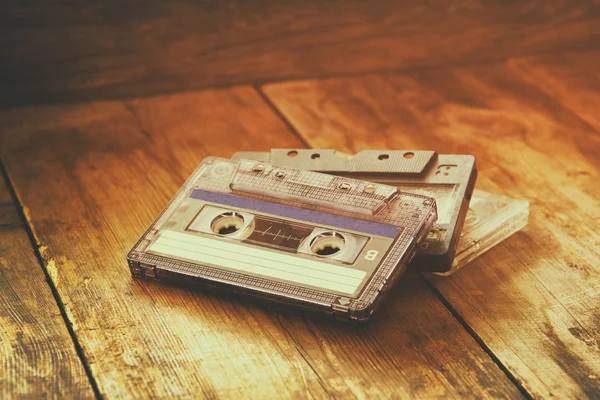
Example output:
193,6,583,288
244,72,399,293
403,152,415,159
252,164,265,173
311,153,320,159
211,212,245,235
378,154,389,160
310,232,345,256
274,170,286,178
338,182,352,190
287,150,298,158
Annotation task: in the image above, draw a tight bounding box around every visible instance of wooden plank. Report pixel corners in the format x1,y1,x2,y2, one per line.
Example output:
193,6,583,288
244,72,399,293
0,87,522,398
276,271,524,399
0,177,95,398
507,52,600,133
261,51,600,398
0,179,13,203
1,1,599,107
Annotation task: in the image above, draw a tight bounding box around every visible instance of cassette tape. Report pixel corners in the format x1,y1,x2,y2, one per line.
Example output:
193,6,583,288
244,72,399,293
449,190,529,274
232,150,477,273
128,157,437,321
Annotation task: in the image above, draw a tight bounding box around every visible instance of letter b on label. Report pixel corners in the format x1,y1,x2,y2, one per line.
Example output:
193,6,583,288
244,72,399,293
365,250,379,261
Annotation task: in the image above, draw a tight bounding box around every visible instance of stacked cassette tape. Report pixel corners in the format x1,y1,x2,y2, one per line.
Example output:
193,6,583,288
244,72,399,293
233,150,529,276
233,150,477,274
128,149,528,322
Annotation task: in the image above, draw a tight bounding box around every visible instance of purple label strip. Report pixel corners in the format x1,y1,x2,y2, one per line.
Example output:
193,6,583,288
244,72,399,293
190,189,400,239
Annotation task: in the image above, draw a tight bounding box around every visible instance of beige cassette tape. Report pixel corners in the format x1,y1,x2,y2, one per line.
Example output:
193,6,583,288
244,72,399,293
128,157,437,321
233,150,477,273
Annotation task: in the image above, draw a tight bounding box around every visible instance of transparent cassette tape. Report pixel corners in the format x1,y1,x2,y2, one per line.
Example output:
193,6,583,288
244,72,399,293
128,157,437,321
448,190,530,275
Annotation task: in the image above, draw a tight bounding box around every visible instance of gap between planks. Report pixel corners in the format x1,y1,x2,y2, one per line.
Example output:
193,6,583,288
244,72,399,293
0,159,104,400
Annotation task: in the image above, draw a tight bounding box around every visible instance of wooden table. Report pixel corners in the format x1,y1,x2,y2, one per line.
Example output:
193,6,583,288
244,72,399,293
1,2,599,399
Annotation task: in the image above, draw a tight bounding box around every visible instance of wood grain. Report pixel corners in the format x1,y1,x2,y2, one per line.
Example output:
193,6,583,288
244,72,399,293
0,87,523,398
275,271,523,399
0,177,94,398
1,0,599,107
261,50,600,398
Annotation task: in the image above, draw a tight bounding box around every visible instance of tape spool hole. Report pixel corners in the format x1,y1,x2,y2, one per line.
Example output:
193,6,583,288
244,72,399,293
311,153,320,159
211,212,245,235
310,232,345,256
378,154,389,160
287,150,298,158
